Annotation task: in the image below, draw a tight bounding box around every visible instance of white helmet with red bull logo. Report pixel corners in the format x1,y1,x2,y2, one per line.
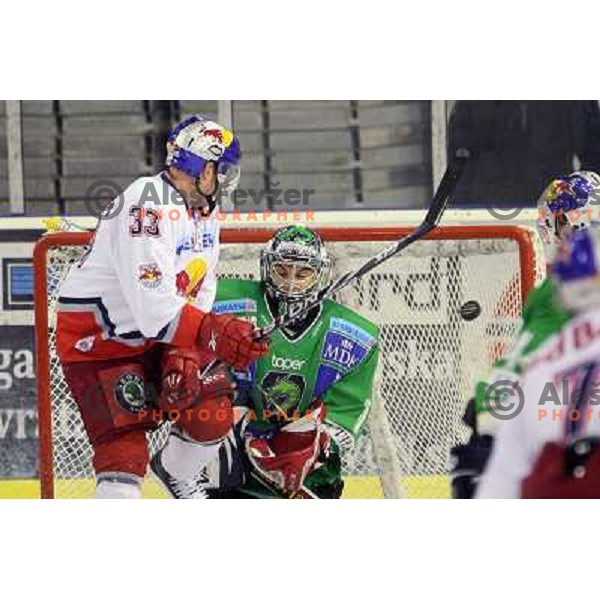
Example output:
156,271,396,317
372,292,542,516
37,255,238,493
166,115,241,207
536,171,599,245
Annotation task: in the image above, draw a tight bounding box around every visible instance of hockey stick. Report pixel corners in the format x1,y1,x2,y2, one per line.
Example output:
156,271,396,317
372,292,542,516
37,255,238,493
249,471,318,499
200,148,469,378
256,148,470,338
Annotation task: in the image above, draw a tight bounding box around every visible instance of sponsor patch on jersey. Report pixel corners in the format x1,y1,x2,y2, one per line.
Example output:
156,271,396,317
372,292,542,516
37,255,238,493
176,257,208,299
138,262,163,289
313,364,343,398
212,298,257,315
176,239,193,255
202,232,215,249
75,335,95,353
271,355,307,371
330,317,376,348
114,373,147,413
176,233,216,256
321,331,369,374
261,371,306,415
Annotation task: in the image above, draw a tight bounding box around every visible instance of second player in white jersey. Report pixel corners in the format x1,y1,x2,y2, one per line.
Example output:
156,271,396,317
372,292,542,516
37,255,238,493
479,228,600,499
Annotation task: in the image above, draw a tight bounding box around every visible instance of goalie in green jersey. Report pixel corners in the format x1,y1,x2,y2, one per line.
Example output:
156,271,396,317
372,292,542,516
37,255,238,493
202,225,379,499
450,170,600,498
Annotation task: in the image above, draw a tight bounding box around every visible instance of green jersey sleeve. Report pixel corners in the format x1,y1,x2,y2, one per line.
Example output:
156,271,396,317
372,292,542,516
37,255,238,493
315,302,379,440
474,276,571,414
322,340,379,440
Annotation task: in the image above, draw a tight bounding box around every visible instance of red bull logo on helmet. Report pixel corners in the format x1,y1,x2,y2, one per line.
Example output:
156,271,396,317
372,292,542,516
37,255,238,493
551,180,572,196
202,126,234,148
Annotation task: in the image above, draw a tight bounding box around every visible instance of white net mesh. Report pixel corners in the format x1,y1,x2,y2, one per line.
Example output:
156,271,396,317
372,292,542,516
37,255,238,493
41,228,543,498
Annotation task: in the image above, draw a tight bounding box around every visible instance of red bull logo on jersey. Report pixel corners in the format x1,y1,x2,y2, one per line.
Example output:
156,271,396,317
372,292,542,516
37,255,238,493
138,263,163,289
176,257,208,300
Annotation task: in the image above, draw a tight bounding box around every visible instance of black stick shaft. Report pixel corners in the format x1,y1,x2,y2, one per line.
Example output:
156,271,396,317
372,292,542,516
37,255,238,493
201,150,469,376
257,150,469,338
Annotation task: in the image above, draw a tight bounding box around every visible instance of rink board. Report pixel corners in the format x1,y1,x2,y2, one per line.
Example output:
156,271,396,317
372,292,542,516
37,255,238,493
0,475,450,499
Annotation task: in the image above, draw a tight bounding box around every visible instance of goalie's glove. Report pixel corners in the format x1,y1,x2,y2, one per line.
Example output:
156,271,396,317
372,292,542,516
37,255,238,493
197,313,270,371
449,398,494,499
245,401,330,492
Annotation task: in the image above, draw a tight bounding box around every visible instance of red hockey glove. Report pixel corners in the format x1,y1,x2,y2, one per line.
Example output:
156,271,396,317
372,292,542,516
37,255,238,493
245,401,330,492
160,348,234,411
197,313,269,371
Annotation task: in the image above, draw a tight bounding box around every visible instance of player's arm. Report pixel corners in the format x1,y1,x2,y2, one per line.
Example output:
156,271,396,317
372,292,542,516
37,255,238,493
451,279,566,498
451,326,536,498
474,277,568,419
476,392,531,499
321,343,380,452
192,228,220,312
111,204,267,370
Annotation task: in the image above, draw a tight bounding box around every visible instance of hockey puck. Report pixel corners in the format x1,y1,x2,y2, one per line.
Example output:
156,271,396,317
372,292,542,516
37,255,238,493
460,300,481,321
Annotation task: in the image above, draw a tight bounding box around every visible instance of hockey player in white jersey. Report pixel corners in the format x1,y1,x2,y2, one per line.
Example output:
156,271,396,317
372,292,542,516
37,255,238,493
451,171,600,498
478,228,600,498
56,115,269,499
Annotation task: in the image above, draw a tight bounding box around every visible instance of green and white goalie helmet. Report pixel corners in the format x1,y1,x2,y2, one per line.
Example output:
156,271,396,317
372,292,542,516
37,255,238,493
260,226,332,301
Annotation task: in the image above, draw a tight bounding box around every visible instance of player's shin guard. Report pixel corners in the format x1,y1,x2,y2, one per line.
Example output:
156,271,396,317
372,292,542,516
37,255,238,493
150,427,225,499
161,426,225,480
95,473,142,499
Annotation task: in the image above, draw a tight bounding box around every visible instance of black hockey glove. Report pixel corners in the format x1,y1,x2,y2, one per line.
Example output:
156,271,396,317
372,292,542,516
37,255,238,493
449,398,494,499
449,434,494,499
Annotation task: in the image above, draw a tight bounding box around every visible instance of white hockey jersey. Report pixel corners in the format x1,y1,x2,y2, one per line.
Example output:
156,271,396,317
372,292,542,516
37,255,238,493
57,172,220,362
478,307,600,498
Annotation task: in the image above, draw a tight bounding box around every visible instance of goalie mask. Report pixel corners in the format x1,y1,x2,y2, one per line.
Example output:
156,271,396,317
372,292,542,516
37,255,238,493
165,115,241,212
537,172,598,245
260,226,331,322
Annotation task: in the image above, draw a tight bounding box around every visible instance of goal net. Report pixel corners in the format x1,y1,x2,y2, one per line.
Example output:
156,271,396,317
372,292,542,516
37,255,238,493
33,224,543,499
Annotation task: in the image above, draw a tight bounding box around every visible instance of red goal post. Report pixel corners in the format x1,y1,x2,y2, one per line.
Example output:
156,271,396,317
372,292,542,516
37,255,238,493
33,225,542,499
